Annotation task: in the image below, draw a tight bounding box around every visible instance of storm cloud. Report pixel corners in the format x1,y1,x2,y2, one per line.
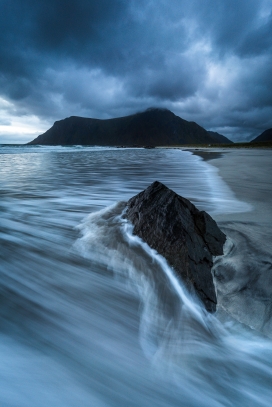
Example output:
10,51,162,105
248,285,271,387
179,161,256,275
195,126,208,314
1,0,272,142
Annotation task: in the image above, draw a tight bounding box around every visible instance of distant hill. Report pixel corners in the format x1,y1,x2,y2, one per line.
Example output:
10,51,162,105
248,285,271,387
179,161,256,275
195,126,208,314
250,128,272,143
207,131,233,144
28,108,224,146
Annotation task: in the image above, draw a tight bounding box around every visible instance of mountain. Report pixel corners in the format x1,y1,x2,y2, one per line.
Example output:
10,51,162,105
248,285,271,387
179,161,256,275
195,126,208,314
207,131,233,144
250,128,272,143
28,108,221,146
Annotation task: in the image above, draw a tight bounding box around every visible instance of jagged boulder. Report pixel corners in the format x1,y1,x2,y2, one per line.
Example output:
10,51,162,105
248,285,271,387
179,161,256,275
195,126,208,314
124,181,226,312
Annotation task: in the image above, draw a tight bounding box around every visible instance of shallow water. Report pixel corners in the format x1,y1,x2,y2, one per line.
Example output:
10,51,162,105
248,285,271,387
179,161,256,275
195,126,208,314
0,145,271,406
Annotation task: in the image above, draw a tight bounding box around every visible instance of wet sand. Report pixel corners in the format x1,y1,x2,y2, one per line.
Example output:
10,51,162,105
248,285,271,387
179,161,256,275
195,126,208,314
204,149,272,222
191,148,272,337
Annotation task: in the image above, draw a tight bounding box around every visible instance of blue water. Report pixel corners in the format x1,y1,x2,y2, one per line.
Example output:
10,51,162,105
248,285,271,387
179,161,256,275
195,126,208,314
0,145,271,406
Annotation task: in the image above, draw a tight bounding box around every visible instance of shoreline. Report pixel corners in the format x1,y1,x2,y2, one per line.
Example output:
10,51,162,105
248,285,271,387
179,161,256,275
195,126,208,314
189,148,272,337
190,148,272,222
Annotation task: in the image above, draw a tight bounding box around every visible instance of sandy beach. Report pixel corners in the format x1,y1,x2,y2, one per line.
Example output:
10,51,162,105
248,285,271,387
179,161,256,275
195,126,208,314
192,148,272,337
198,148,272,221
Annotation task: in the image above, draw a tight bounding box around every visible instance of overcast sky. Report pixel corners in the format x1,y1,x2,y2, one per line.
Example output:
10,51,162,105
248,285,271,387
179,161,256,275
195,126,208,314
1,0,272,143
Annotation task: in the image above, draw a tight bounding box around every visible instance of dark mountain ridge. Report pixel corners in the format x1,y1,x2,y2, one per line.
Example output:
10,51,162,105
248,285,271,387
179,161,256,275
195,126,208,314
28,108,228,146
207,131,233,144
251,128,272,143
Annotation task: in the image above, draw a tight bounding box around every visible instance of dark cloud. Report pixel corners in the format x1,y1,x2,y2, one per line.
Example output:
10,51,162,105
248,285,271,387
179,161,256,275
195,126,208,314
0,0,272,142
237,10,272,56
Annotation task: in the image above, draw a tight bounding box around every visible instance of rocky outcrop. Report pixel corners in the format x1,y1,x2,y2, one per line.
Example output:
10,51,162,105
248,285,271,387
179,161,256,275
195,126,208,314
124,181,226,312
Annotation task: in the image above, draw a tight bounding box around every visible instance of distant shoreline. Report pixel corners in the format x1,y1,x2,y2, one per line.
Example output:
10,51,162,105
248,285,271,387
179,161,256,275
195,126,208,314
161,141,272,149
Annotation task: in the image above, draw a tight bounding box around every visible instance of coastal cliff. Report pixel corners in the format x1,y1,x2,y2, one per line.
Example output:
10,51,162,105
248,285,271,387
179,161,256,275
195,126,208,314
28,108,231,146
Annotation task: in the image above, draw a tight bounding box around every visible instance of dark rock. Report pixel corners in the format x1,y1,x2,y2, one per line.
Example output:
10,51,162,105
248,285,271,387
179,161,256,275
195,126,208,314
124,181,226,312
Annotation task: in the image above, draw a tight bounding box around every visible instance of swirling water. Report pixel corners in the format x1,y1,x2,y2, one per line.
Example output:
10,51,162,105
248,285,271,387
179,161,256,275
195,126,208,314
0,145,271,406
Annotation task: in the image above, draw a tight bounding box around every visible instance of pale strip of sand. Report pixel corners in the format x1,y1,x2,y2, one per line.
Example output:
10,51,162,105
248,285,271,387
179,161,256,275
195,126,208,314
189,148,272,223
188,148,272,337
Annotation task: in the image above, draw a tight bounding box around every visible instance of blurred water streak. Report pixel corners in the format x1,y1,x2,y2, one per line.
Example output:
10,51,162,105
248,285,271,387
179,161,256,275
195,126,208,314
0,145,270,407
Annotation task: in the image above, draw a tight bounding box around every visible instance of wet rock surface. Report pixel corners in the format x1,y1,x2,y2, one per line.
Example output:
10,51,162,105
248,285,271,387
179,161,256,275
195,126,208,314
124,181,226,312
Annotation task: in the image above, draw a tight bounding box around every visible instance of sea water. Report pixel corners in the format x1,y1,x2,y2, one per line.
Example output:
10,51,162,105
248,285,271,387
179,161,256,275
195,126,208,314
0,145,271,406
